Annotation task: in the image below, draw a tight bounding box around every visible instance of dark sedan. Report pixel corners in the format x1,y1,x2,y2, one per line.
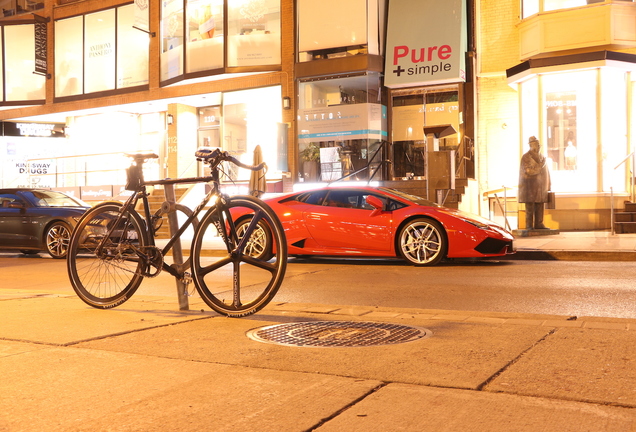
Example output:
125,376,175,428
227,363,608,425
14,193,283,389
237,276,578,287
0,189,90,258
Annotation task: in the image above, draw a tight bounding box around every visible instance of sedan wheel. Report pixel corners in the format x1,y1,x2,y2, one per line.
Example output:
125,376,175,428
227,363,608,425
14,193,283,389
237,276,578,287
45,221,72,259
236,217,273,261
398,218,447,266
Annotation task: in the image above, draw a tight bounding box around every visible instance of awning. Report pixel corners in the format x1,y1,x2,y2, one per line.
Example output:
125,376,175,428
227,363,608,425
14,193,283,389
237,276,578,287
506,50,636,85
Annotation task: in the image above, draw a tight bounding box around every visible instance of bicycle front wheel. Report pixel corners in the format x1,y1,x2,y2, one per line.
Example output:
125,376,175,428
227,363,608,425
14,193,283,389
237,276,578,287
67,202,148,309
191,195,287,317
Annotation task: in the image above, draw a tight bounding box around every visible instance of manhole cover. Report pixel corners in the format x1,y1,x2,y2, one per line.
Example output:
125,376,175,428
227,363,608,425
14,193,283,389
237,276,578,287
246,321,431,347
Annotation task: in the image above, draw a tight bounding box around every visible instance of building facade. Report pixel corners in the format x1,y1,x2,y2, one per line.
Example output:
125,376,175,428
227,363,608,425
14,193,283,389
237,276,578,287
478,0,636,230
1,0,635,230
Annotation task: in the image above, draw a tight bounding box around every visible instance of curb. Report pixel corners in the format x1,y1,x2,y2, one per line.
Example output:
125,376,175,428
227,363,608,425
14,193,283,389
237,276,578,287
507,250,636,261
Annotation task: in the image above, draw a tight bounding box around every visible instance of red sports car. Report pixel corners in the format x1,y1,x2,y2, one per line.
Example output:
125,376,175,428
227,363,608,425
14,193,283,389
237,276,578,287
233,186,514,266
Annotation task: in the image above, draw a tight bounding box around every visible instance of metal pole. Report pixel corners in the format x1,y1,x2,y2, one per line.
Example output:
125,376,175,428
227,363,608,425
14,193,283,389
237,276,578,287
503,186,508,230
611,186,615,236
164,184,189,310
630,150,636,202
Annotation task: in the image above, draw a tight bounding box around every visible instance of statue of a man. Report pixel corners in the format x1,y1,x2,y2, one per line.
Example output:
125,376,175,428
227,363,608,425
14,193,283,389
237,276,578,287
519,136,551,230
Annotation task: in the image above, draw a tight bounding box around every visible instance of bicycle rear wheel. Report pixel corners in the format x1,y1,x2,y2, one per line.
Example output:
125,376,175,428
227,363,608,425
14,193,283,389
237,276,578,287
67,202,148,309
191,195,287,317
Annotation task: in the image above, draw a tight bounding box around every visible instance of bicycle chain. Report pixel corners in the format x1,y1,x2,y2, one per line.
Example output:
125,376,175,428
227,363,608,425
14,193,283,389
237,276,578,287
100,245,163,279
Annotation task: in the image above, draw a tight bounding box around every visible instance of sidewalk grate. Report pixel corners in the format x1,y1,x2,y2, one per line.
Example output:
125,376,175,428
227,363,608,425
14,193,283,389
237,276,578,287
247,321,432,347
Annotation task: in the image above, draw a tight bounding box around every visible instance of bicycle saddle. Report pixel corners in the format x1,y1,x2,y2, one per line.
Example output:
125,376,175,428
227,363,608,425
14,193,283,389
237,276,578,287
195,147,222,160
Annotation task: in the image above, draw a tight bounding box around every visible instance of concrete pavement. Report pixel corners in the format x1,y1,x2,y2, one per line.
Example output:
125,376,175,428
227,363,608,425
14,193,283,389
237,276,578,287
1,231,636,431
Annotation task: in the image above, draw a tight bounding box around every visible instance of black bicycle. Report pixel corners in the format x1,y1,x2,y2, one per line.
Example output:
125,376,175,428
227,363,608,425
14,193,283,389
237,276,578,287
66,148,287,317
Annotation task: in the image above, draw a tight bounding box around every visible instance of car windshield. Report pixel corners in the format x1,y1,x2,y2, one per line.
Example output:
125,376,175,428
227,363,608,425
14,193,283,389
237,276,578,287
27,191,88,207
378,187,441,207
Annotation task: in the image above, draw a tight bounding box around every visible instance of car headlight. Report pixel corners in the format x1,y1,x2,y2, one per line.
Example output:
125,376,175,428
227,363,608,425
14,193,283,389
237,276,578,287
457,217,489,230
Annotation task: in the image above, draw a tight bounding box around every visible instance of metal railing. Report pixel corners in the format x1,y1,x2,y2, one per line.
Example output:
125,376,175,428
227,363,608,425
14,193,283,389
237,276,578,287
329,140,392,184
610,151,635,235
483,185,516,231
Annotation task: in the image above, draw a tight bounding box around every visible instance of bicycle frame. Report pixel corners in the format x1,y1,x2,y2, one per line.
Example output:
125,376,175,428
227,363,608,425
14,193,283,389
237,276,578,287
101,164,232,281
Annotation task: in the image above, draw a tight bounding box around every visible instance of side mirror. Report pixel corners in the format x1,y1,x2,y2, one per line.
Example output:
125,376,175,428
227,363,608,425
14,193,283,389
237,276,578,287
366,195,384,217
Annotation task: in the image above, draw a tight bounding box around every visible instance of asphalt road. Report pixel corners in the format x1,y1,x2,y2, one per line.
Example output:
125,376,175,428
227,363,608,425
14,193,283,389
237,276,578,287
1,253,635,319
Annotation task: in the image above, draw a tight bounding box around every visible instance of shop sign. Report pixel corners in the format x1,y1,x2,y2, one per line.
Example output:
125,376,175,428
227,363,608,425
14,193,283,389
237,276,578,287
6,159,55,188
34,19,48,76
384,0,466,88
81,185,114,201
2,122,66,138
297,103,387,142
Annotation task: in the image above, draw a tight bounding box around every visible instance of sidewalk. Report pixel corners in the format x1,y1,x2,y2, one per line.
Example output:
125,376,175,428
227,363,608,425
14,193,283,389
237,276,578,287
513,230,636,261
2,293,635,431
1,232,635,431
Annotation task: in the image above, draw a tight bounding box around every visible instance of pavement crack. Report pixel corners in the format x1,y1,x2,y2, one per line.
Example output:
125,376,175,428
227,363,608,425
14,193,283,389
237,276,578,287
304,382,388,431
475,327,559,391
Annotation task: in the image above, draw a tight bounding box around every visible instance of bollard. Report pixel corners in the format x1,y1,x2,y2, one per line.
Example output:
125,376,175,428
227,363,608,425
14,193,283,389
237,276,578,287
164,184,189,311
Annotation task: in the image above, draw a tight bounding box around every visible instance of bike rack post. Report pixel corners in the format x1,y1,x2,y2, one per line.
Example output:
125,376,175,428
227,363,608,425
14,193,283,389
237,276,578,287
164,184,189,310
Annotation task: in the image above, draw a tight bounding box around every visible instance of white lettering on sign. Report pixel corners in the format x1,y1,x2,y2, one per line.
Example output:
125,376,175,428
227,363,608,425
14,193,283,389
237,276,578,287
16,123,55,137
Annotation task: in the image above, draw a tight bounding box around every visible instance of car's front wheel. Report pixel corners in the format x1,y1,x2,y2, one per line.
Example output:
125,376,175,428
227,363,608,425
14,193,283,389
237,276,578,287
397,218,447,266
45,221,72,259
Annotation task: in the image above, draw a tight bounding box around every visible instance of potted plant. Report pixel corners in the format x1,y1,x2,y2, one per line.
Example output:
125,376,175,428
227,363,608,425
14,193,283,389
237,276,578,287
300,143,320,181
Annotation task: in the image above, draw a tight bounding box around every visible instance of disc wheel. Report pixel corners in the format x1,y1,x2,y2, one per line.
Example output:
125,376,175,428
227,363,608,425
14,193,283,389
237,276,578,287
397,218,447,266
191,195,287,317
67,202,147,309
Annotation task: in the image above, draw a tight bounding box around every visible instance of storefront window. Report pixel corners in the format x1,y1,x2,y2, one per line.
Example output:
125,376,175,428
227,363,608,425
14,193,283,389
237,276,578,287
117,4,150,88
161,0,185,81
186,0,224,72
600,67,628,192
55,6,149,97
1,0,44,17
4,24,45,102
391,88,459,179
297,0,379,62
220,86,283,181
522,0,613,18
542,70,597,192
161,0,281,82
55,17,83,97
520,77,539,144
522,0,540,17
227,0,280,67
85,10,116,94
297,73,385,183
0,30,3,101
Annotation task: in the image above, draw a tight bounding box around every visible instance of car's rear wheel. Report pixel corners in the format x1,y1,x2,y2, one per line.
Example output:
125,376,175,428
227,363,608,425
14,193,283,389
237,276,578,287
235,216,274,261
45,221,72,259
398,218,447,266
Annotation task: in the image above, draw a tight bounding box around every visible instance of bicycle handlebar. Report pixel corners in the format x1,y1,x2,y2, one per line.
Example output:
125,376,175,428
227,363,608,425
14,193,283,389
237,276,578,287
195,148,266,172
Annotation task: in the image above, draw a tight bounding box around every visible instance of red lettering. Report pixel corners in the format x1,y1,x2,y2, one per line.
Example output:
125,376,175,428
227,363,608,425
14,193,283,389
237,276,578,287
427,46,438,61
438,45,452,59
393,44,453,64
393,46,409,65
411,48,425,63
